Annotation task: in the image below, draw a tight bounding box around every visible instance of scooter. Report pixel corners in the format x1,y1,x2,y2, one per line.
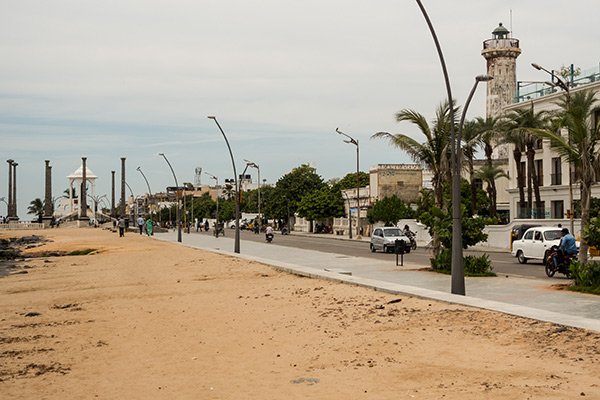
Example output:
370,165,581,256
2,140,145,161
545,245,576,278
266,233,274,243
405,230,417,250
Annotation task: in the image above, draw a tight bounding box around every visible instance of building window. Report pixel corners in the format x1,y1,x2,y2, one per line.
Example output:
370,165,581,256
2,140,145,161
534,138,543,150
551,201,564,219
473,178,483,191
551,157,562,185
535,159,543,187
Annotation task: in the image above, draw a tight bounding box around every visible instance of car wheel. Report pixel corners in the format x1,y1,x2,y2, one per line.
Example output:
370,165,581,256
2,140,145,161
370,243,376,253
517,250,527,264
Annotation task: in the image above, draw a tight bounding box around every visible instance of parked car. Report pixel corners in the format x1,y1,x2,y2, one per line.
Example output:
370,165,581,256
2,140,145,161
370,227,410,253
511,224,541,242
511,226,565,264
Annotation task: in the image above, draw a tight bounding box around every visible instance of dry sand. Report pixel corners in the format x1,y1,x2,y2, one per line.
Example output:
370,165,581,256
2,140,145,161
0,227,598,399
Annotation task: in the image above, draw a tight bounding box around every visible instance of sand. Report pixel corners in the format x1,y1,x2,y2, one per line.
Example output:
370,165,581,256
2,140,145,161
0,227,598,399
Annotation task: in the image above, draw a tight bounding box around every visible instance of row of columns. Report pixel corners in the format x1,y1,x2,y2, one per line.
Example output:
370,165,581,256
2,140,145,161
5,159,19,221
4,157,129,225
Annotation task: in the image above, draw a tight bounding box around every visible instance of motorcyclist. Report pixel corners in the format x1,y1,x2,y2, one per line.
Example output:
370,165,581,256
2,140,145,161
555,228,578,267
265,225,274,242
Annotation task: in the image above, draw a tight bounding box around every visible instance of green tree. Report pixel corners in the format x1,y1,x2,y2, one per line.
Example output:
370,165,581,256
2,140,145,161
296,187,344,221
372,101,455,255
474,164,509,219
541,90,600,262
332,172,369,191
504,104,552,218
367,195,414,226
28,198,44,222
272,164,325,218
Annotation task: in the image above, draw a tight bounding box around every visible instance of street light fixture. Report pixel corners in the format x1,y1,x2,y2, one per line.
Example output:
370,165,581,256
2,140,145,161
137,166,153,217
208,116,240,253
205,172,219,232
415,0,464,295
244,159,261,222
532,62,574,234
158,153,182,243
336,128,361,239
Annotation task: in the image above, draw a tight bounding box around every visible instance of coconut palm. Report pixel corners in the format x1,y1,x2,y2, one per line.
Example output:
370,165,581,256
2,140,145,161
460,119,479,215
541,90,600,262
372,100,456,255
28,198,44,223
504,104,552,218
474,164,509,218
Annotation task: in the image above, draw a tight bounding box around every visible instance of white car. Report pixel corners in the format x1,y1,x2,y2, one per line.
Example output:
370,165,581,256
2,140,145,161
511,226,563,264
370,227,410,253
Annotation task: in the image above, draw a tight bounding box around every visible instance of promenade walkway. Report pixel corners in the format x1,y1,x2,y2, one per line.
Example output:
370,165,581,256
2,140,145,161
154,231,600,332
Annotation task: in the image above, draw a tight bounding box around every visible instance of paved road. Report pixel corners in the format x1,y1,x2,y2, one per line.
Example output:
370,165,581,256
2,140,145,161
156,229,600,332
195,229,555,279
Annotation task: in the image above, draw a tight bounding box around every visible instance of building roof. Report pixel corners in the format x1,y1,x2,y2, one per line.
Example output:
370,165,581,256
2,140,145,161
67,165,98,180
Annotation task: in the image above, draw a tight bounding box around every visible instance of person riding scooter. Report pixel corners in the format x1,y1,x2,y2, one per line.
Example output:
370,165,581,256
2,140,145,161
265,225,274,243
554,228,578,268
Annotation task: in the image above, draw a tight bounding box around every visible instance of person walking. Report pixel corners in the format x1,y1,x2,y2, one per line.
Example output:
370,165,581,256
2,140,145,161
146,218,154,236
118,216,126,237
137,215,145,235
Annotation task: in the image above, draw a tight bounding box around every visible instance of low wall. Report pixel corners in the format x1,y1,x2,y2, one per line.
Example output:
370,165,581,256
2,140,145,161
0,222,45,230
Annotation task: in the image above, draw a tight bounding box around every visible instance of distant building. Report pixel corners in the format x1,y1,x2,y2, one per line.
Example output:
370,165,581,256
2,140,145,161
369,164,423,204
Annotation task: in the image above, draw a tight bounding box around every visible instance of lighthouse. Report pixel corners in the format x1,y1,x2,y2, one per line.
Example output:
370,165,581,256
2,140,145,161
481,22,521,118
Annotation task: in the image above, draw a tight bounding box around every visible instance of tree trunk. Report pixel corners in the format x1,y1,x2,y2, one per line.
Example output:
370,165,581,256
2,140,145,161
526,145,534,218
513,149,525,218
579,176,592,263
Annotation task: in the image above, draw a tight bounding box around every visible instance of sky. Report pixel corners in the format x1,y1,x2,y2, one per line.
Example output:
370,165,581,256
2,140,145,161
1,0,599,219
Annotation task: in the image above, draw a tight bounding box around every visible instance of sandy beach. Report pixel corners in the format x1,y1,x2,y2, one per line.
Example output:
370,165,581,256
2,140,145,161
0,227,598,399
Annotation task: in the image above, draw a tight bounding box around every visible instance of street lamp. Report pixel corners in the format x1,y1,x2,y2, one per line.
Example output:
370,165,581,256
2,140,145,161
336,128,361,238
136,166,153,218
244,159,261,222
415,0,463,295
532,62,574,234
205,172,219,232
208,116,240,253
159,153,182,243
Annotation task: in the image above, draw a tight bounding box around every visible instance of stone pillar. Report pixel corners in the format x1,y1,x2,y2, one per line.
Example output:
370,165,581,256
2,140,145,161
111,170,116,218
12,162,19,221
43,160,53,227
79,157,89,221
7,159,13,220
120,158,126,218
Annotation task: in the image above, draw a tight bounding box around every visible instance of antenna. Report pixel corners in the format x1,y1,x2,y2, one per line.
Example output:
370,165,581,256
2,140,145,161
510,9,513,37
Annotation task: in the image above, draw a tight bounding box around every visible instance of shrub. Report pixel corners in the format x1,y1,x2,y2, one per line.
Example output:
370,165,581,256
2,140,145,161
464,254,495,276
570,260,600,293
430,250,494,276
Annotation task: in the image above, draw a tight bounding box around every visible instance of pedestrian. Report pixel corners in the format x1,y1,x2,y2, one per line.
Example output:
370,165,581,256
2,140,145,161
204,220,209,232
118,216,126,237
137,215,145,235
146,218,154,236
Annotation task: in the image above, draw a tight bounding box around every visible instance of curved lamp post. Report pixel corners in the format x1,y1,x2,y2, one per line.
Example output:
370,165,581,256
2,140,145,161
205,172,220,232
244,159,261,221
415,0,462,295
336,128,361,238
208,116,240,253
532,62,574,234
159,153,182,243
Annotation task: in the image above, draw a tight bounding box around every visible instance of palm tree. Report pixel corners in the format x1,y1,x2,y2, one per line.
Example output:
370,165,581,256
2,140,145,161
541,90,600,262
28,198,44,223
474,165,509,218
504,104,552,218
372,100,456,255
473,116,506,216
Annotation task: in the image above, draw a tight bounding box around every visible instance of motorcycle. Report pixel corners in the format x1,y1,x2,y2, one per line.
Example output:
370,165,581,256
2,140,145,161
266,232,274,243
404,230,417,251
545,245,576,278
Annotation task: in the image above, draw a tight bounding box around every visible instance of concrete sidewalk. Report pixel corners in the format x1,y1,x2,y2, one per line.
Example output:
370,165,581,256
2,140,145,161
154,231,600,332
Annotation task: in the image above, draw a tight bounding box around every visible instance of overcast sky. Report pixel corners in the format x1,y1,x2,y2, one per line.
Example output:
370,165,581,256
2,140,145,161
2,0,599,219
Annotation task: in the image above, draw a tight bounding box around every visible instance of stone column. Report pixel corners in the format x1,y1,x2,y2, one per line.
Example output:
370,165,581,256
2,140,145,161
12,162,19,221
79,157,89,221
120,158,126,218
111,170,116,218
7,160,13,220
43,160,53,227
